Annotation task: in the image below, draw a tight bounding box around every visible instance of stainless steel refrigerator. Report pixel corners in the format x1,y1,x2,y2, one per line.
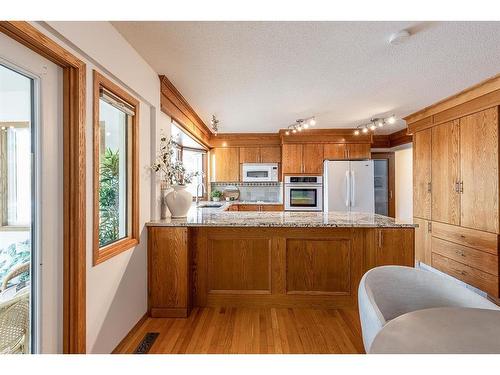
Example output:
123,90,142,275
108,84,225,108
323,160,375,213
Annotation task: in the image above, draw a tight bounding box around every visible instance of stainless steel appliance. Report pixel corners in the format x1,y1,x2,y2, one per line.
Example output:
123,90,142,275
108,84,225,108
323,160,374,213
242,163,279,182
284,175,323,211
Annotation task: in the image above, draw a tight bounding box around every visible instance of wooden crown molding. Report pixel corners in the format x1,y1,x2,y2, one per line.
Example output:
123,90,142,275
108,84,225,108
159,75,212,147
210,133,281,148
0,21,87,353
404,73,500,125
279,128,372,144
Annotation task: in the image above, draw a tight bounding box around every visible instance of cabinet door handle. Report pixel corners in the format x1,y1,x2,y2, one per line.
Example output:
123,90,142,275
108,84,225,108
427,182,432,193
427,221,432,233
459,181,464,193
454,182,460,193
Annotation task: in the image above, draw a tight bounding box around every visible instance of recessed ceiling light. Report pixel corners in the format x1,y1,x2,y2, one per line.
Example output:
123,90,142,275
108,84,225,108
389,30,411,45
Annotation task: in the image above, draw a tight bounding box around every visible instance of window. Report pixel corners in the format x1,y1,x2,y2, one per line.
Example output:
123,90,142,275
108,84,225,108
93,70,139,265
171,122,207,199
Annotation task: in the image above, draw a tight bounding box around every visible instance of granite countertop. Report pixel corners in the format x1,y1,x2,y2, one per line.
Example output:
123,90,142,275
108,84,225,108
146,202,417,228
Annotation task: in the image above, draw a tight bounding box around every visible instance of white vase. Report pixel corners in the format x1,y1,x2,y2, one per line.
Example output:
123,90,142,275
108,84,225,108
160,187,170,219
166,185,192,218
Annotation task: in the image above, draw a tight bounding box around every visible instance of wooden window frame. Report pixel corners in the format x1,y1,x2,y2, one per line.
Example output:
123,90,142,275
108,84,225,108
93,70,139,266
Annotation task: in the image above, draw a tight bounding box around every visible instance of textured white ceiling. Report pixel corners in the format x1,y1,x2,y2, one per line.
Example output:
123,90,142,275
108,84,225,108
113,21,500,134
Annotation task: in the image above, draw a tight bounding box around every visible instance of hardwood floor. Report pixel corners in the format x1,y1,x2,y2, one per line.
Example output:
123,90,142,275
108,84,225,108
114,307,365,354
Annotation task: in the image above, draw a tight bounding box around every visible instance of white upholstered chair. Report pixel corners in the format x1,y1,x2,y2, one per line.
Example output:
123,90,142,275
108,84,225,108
358,265,500,352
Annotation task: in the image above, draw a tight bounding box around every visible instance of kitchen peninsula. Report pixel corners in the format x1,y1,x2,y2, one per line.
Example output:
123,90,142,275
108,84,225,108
146,203,416,318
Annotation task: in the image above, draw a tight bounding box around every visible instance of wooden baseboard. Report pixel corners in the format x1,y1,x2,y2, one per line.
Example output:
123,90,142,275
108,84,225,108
111,312,148,354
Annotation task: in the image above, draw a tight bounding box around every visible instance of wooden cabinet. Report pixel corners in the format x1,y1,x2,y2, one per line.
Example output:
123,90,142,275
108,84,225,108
282,143,324,174
322,143,371,160
431,120,460,225
148,227,190,317
372,228,415,268
212,147,239,182
228,204,283,212
324,144,347,160
302,144,324,173
460,108,498,233
240,146,281,164
414,217,431,266
282,144,303,174
411,102,500,296
260,204,283,211
347,144,371,159
239,147,260,163
260,146,281,163
413,129,432,220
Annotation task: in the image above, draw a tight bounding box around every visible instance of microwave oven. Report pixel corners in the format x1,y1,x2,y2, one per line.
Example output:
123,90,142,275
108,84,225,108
242,163,279,182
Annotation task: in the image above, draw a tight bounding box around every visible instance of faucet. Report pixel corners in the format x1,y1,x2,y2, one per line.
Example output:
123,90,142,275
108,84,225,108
196,182,206,205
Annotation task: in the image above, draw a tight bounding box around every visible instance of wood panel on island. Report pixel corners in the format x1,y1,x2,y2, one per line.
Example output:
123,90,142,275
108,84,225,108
407,73,500,298
147,226,414,317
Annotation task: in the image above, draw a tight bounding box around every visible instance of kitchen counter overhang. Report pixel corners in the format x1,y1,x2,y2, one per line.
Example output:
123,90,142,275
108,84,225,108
146,202,417,228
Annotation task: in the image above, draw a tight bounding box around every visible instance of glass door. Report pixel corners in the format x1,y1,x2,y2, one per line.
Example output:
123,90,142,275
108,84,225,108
0,63,34,354
372,152,395,217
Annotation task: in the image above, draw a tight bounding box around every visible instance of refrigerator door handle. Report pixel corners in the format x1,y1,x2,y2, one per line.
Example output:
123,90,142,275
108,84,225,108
344,170,350,207
350,170,356,208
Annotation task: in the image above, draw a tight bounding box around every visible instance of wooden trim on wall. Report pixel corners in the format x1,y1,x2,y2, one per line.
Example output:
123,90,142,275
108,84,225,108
0,21,87,353
279,128,373,144
111,312,148,354
210,133,281,148
388,128,413,148
93,70,140,266
159,75,212,147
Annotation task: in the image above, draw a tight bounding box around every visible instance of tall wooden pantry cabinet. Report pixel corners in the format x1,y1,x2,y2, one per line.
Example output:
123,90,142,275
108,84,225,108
407,75,500,299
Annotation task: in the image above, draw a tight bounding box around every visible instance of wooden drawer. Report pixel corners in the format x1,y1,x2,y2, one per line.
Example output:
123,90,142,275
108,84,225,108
432,237,499,275
431,222,498,255
432,253,499,297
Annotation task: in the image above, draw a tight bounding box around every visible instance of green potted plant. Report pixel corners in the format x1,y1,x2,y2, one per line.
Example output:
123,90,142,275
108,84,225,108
211,190,223,202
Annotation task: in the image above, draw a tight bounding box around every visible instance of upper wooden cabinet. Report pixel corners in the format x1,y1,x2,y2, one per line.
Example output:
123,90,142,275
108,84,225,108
347,144,371,159
460,107,499,233
413,128,432,220
260,146,281,163
282,144,304,174
431,120,460,226
239,147,260,163
302,144,324,174
324,144,347,160
239,146,281,164
323,143,371,160
282,143,324,174
212,147,240,182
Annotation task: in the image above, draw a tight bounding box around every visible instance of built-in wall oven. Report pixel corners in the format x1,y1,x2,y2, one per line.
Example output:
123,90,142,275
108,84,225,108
284,176,323,211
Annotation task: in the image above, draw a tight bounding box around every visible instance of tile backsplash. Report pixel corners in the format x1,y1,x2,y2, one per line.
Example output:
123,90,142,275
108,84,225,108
211,182,283,202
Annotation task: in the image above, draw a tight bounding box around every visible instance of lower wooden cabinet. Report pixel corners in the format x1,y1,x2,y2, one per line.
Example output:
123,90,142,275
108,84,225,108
148,226,415,316
227,204,283,211
365,228,415,269
148,227,190,318
414,217,432,266
428,221,499,297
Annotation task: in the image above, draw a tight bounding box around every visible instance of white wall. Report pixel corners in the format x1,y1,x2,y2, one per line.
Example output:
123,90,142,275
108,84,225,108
31,21,171,353
395,145,413,221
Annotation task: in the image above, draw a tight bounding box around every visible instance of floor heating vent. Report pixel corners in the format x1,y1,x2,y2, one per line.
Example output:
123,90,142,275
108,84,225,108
134,332,159,354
